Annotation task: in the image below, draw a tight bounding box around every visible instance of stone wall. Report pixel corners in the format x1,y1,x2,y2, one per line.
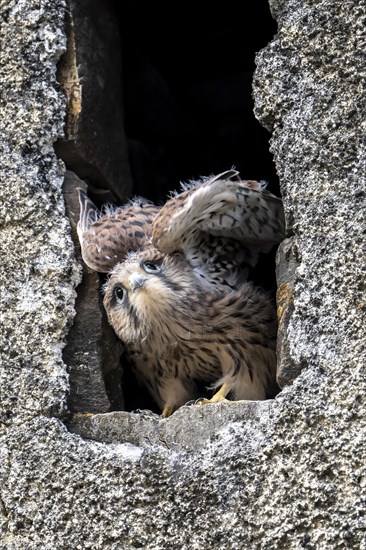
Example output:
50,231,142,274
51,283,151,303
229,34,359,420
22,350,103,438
0,1,365,549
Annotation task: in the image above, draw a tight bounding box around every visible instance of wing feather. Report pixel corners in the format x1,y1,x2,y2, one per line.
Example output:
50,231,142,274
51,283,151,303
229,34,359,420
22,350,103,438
76,169,285,283
77,188,159,273
152,171,285,260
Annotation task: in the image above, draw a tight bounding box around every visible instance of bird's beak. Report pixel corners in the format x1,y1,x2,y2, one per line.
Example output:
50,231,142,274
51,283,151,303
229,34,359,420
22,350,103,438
129,273,147,292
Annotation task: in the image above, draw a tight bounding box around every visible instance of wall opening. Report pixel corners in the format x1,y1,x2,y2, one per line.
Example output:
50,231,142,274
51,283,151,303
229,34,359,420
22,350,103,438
57,0,281,418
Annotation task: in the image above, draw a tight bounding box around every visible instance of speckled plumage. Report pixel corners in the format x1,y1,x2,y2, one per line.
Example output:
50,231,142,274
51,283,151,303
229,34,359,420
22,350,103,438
77,189,159,273
77,170,285,416
103,248,279,415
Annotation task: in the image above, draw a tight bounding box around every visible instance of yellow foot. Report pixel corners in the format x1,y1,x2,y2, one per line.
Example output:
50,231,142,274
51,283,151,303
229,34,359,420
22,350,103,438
162,404,175,418
186,384,250,408
208,383,231,403
185,383,231,408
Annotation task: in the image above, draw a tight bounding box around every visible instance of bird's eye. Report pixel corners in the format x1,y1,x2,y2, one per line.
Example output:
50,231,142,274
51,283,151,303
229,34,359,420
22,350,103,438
114,286,126,301
142,261,160,274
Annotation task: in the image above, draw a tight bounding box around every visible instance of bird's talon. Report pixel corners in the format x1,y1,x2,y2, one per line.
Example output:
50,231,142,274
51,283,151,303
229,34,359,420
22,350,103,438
195,398,209,406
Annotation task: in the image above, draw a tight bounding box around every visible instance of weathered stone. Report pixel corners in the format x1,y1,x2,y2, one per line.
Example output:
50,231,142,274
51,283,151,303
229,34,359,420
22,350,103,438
1,0,366,549
0,0,75,433
62,171,114,414
56,0,133,203
68,400,275,452
253,0,366,384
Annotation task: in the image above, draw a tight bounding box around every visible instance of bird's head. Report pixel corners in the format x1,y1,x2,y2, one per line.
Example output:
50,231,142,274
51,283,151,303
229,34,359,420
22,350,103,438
103,247,192,343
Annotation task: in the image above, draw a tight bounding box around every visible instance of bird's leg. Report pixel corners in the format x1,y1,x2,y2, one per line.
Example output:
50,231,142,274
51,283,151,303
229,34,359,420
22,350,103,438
209,383,231,403
162,403,175,418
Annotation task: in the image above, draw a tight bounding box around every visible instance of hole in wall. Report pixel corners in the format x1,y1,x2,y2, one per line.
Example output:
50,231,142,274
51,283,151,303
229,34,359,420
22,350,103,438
120,2,279,199
58,0,281,417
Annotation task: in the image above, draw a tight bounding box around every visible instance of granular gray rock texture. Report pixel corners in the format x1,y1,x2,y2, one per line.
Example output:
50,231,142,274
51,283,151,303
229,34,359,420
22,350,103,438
1,1,365,549
0,0,78,430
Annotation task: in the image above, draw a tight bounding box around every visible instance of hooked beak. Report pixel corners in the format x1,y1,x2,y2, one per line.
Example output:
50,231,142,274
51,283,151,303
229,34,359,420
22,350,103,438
129,273,147,292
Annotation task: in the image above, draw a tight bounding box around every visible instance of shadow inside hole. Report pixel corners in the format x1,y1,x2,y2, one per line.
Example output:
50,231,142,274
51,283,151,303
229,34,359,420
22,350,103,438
117,0,279,203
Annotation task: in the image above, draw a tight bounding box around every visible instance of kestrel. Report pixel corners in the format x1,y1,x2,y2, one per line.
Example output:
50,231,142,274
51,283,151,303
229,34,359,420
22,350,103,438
77,170,285,416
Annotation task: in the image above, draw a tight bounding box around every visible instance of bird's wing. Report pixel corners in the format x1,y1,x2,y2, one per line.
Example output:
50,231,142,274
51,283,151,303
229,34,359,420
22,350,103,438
77,188,159,272
151,170,285,268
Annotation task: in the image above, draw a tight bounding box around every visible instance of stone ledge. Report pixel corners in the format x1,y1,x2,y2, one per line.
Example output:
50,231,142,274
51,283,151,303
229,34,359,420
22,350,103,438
67,400,275,452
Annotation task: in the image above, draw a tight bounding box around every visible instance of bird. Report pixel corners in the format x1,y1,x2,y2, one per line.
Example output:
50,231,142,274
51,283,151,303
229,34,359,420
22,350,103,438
77,169,285,417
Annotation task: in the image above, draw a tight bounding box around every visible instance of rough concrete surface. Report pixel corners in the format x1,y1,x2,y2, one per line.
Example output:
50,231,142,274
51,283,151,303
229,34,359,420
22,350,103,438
1,1,366,549
0,0,77,431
